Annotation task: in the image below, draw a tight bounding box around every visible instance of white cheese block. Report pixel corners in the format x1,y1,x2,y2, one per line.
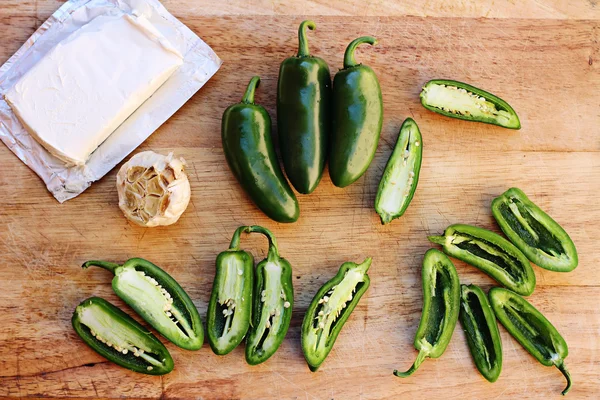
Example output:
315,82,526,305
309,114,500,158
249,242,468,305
4,13,184,166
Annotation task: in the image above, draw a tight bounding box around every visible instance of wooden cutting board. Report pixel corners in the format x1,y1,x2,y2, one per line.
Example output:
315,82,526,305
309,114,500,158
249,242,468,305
1,1,599,399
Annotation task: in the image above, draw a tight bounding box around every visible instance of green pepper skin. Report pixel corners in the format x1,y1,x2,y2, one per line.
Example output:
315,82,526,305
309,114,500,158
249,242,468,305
459,284,503,383
329,36,383,188
82,258,203,351
492,188,578,272
302,257,371,371
277,20,331,194
429,224,536,296
374,118,423,224
222,76,300,223
394,249,460,377
490,288,572,395
245,226,294,365
420,79,521,129
207,226,254,355
72,297,174,375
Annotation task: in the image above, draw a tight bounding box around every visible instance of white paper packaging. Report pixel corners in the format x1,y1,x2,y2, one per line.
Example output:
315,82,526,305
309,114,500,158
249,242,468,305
0,0,221,202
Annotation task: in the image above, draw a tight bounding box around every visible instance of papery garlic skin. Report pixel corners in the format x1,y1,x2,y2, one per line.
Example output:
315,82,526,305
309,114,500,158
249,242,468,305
117,151,191,227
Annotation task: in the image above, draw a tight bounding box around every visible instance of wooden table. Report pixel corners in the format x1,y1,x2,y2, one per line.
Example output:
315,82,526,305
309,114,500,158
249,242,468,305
1,1,599,398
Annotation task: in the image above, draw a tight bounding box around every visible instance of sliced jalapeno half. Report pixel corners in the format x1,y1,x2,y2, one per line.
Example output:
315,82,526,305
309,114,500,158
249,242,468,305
72,297,174,375
375,118,423,225
429,224,536,296
302,257,371,371
207,226,254,355
492,187,578,272
82,258,203,351
490,288,572,395
420,79,520,129
394,249,460,377
245,226,294,365
459,284,502,383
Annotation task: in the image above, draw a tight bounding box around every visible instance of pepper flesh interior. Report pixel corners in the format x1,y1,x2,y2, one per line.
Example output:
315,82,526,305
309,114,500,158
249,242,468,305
253,262,287,353
461,289,497,374
422,83,515,125
115,266,194,339
215,256,247,340
77,301,164,367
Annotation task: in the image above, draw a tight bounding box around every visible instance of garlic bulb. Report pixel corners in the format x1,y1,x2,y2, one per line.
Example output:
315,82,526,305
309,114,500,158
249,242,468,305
116,151,191,227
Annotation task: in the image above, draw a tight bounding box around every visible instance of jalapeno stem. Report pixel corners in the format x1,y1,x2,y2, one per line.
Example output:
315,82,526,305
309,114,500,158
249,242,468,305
248,225,280,261
427,235,445,245
393,348,427,377
82,260,120,273
557,362,572,395
343,36,377,69
229,226,251,250
297,20,316,57
241,76,260,104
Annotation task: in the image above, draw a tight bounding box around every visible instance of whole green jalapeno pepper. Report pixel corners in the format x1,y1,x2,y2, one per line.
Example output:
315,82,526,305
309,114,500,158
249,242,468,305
420,79,520,129
394,249,460,377
302,257,371,371
492,187,578,272
245,226,294,365
329,36,383,188
82,258,203,351
429,224,536,296
222,76,300,223
375,118,423,225
459,284,502,383
277,20,331,194
72,297,174,375
207,226,254,355
490,288,572,395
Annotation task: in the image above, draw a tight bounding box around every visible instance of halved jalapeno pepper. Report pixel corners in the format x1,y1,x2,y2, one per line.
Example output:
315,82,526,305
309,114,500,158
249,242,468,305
375,118,423,225
492,187,578,272
72,297,174,375
394,249,460,377
420,79,520,129
429,224,536,296
207,226,254,355
245,226,294,365
302,257,371,371
82,258,203,351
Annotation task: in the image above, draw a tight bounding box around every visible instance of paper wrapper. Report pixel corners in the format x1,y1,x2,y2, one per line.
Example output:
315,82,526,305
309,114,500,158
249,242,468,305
0,0,221,202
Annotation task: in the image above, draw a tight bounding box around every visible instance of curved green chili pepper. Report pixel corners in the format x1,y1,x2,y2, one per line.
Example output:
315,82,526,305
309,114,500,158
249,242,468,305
420,79,520,129
302,257,371,371
222,76,300,223
490,288,572,395
277,20,331,194
394,249,460,377
492,187,578,272
329,36,383,188
459,284,503,383
375,118,423,224
72,297,174,375
82,258,203,351
429,224,536,296
245,226,294,365
207,226,254,355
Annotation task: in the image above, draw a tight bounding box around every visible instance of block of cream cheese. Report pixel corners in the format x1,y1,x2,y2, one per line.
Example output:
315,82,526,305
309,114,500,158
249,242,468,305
4,13,184,165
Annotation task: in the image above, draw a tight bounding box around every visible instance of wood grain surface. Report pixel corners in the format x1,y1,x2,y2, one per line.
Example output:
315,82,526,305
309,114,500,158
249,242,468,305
1,1,599,399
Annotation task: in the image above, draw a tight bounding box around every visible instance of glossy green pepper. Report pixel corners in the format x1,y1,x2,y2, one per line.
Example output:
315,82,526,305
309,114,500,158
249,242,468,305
394,249,460,377
490,288,572,395
329,36,383,188
82,258,203,351
207,226,254,355
72,297,174,375
429,224,536,296
492,187,578,272
459,284,502,383
420,79,520,129
302,257,371,371
245,226,294,365
277,20,331,194
375,118,423,224
222,76,300,223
